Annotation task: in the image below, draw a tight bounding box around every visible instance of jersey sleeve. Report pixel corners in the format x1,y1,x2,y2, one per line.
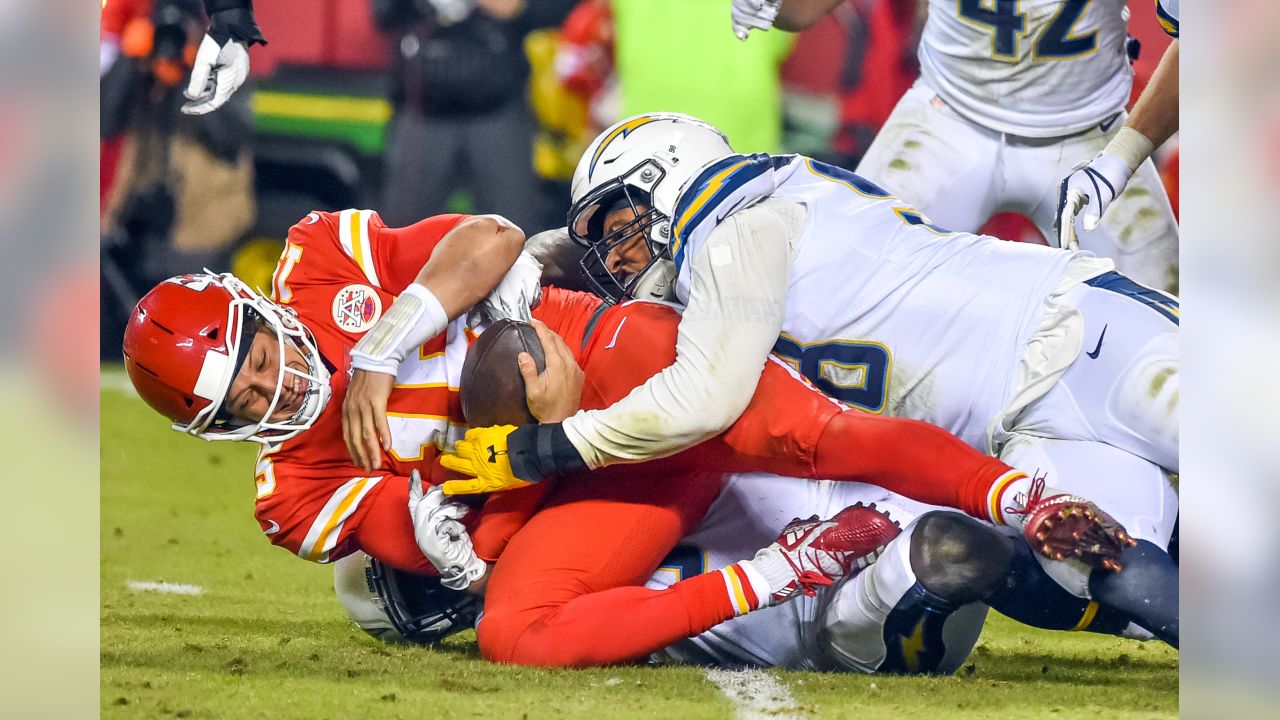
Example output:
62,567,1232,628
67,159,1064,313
1155,0,1179,38
560,199,794,468
276,210,469,297
253,447,399,566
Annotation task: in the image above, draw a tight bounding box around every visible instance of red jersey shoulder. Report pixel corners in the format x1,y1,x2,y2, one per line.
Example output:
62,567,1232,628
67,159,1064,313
577,299,683,409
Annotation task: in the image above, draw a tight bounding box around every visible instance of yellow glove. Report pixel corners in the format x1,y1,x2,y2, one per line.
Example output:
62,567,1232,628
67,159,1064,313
439,425,536,495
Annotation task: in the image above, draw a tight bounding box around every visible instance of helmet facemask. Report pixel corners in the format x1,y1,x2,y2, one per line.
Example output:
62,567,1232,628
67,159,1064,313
367,555,479,644
568,159,677,304
188,274,331,444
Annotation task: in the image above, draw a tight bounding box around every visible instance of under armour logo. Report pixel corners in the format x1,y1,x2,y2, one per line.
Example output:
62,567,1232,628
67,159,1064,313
487,445,502,464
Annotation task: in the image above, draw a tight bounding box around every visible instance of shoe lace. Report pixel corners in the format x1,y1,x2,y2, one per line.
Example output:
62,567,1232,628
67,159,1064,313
1003,470,1048,517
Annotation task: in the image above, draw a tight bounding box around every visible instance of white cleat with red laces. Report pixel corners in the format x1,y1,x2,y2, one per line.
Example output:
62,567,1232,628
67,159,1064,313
751,502,902,608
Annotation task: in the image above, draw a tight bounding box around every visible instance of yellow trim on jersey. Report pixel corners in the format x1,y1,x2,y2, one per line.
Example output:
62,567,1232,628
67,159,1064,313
802,158,895,200
392,382,459,391
349,211,366,274
671,159,752,254
301,476,379,563
385,411,453,421
338,209,381,288
987,470,1028,524
775,332,895,415
1073,601,1101,631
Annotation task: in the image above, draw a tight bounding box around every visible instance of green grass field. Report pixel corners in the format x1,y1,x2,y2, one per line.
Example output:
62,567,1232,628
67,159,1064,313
102,369,1178,719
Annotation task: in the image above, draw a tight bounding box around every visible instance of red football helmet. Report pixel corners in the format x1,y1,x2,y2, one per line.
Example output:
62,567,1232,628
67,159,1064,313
122,272,331,443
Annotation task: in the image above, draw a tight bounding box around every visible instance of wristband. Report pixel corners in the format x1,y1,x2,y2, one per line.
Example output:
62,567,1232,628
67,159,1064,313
1103,126,1155,173
507,423,588,482
350,284,449,375
208,9,267,46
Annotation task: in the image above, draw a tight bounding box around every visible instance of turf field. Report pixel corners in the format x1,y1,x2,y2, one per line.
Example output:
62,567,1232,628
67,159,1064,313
101,368,1178,719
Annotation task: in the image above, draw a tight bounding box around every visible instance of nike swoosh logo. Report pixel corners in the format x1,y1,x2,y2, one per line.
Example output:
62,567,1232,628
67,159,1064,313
1086,325,1108,359
263,519,281,536
1099,114,1120,133
604,317,628,349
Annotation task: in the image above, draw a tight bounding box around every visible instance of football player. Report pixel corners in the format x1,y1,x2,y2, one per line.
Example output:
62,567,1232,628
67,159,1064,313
1056,1,1179,249
122,209,542,572
342,473,1147,670
437,113,1178,642
405,277,1168,666
121,205,1111,584
731,0,1178,292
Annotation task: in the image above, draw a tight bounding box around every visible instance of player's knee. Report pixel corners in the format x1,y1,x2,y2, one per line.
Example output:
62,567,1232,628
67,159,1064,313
909,512,1013,604
474,609,527,664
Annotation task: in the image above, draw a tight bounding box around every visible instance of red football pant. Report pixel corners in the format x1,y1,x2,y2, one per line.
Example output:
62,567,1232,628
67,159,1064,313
477,468,738,667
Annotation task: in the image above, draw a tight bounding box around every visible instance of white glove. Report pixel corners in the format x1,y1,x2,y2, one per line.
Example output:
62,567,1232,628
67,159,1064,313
732,0,783,40
407,470,487,591
1053,126,1154,251
475,250,543,325
182,34,251,115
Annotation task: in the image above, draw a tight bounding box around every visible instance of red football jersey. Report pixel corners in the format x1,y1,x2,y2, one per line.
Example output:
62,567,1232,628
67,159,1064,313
532,287,843,475
252,209,477,569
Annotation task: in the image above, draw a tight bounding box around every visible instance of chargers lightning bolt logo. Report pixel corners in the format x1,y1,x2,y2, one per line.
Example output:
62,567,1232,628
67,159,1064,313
589,117,660,179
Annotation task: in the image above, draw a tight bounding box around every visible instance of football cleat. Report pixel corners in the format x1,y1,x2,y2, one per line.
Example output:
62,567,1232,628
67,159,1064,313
758,502,902,605
1009,476,1136,572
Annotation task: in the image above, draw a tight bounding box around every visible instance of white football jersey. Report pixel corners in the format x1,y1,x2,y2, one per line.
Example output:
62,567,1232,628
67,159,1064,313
1156,0,1179,37
671,153,1089,451
645,473,939,669
918,0,1133,137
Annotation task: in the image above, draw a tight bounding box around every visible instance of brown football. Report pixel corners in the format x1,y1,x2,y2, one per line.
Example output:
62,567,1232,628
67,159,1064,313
459,319,546,427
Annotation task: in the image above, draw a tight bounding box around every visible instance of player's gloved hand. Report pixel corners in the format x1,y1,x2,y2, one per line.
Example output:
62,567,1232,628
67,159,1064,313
1053,153,1132,251
440,422,588,495
407,470,487,590
731,0,782,40
1053,126,1155,251
474,250,543,326
440,425,534,495
181,9,266,115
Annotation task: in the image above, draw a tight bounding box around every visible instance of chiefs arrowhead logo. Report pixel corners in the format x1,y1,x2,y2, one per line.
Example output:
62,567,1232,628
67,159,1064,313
332,284,382,333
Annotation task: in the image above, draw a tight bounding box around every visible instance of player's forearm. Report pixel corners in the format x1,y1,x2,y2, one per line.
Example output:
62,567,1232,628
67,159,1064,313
1124,40,1179,152
413,214,526,319
775,0,846,31
562,206,792,468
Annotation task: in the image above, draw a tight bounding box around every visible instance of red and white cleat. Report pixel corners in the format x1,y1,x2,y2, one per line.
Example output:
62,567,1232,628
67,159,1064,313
1008,475,1136,572
757,502,902,606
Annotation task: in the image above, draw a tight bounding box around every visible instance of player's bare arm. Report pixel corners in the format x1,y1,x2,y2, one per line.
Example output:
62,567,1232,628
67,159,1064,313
345,215,528,472
520,320,585,423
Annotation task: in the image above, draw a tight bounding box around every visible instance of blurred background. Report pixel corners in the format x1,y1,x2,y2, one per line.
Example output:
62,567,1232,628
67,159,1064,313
97,0,1177,362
